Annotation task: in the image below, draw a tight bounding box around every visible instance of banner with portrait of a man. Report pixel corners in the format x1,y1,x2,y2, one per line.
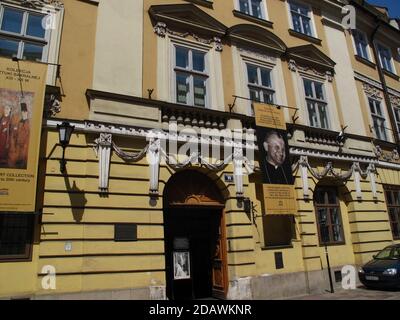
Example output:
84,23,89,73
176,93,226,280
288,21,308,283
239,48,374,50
254,103,297,215
0,57,47,212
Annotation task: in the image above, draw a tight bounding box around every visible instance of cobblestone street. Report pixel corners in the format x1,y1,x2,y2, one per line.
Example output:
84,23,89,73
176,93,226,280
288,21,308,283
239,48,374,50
290,286,400,300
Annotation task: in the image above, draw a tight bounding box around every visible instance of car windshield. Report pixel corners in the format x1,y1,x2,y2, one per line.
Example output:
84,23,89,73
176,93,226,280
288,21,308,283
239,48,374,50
375,247,400,260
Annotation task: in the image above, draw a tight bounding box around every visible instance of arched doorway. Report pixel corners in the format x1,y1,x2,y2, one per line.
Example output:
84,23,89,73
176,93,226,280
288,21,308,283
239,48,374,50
163,170,228,300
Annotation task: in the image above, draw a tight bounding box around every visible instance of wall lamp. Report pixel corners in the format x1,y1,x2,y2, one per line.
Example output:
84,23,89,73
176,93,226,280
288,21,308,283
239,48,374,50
57,122,75,173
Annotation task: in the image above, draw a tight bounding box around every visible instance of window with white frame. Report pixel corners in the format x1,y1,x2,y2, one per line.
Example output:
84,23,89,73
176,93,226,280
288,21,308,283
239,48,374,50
289,1,313,37
0,4,49,62
174,45,208,108
303,79,329,129
246,63,275,115
369,98,388,141
238,0,264,19
377,43,395,73
353,30,370,60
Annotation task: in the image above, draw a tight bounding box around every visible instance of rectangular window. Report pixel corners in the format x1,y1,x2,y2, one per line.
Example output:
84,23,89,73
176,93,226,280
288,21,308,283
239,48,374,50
353,30,370,60
246,63,274,115
377,44,394,73
314,187,345,245
394,106,400,138
369,98,388,141
0,5,48,62
239,0,264,19
383,187,400,240
289,1,313,37
0,213,34,260
303,79,329,129
174,45,208,108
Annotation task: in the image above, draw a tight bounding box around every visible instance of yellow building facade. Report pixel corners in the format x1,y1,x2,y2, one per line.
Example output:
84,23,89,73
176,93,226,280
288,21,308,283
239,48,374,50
0,0,400,299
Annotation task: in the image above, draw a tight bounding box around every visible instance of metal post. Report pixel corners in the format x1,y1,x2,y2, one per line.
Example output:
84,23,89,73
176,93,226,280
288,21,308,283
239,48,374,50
325,244,334,293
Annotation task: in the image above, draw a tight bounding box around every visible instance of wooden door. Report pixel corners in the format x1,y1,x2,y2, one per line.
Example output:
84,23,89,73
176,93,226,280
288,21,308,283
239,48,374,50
212,210,228,299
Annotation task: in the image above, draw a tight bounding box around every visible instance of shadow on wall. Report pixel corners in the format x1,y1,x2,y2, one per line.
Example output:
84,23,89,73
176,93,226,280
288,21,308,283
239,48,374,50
63,173,87,222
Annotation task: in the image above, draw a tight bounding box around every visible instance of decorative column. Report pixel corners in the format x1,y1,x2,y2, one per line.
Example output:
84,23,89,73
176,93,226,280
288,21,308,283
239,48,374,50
353,162,362,200
233,145,244,198
148,139,161,196
368,163,378,199
95,133,112,193
299,156,309,199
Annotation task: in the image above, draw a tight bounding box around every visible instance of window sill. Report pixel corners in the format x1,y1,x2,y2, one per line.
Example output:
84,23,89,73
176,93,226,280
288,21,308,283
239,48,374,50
355,55,376,69
183,0,213,8
0,255,32,263
261,244,294,251
288,29,322,45
383,69,400,81
318,242,346,247
232,10,274,29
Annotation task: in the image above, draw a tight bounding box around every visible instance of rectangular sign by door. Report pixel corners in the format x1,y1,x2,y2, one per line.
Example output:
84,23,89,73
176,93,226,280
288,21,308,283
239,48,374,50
0,57,47,212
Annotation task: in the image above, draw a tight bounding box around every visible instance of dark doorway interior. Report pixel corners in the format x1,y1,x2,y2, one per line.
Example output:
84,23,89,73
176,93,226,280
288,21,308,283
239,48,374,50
164,208,221,300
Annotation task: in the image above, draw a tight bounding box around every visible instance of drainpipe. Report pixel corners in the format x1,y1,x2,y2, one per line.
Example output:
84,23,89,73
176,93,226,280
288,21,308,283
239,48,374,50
370,22,399,145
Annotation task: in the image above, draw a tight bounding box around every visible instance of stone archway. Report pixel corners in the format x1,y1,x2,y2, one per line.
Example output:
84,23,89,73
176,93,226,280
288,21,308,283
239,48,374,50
163,170,228,300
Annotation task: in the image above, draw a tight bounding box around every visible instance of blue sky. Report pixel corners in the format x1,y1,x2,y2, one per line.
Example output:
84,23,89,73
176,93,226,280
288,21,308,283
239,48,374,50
367,0,400,18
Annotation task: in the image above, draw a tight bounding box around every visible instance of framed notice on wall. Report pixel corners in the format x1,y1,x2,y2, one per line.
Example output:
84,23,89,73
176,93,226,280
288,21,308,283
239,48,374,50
173,251,191,280
254,102,297,215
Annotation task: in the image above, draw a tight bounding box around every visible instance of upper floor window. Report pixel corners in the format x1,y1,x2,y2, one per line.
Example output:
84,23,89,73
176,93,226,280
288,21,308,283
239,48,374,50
289,1,313,37
384,187,400,240
394,106,400,136
377,43,395,74
353,30,370,60
238,0,264,19
246,63,274,115
369,98,388,141
0,5,49,62
174,45,208,108
314,187,345,245
303,79,329,129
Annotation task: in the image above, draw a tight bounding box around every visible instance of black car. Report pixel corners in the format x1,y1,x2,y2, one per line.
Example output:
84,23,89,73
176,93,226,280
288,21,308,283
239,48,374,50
359,244,400,289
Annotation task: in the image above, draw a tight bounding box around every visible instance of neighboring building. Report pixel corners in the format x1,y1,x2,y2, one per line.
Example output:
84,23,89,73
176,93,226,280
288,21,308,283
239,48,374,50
0,0,399,300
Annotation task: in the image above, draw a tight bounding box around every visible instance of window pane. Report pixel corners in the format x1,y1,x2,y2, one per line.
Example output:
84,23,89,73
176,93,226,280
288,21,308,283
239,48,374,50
251,0,262,18
193,77,206,107
249,88,260,102
394,191,400,206
0,38,19,58
22,42,43,61
176,73,189,104
369,99,376,114
304,79,313,97
332,224,343,242
247,64,259,85
260,68,271,87
239,0,250,15
192,50,205,72
262,90,274,104
386,191,394,205
176,47,189,69
1,7,23,34
318,104,329,129
315,83,324,100
302,17,312,36
26,14,46,38
292,13,302,33
307,102,318,127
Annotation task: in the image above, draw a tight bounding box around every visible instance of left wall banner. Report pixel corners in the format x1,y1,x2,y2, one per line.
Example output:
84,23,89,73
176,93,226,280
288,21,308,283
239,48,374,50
0,57,47,212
